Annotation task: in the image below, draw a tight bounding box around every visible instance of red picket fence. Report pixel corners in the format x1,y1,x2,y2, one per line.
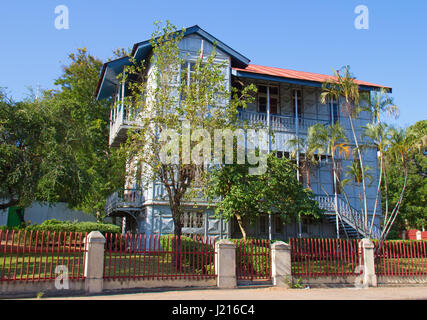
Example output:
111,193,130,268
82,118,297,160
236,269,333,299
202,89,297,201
234,239,271,281
0,229,87,282
103,233,216,280
374,240,427,276
290,238,362,277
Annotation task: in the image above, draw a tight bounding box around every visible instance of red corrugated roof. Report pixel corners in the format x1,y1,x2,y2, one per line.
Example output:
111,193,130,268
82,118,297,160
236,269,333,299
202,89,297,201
232,64,391,90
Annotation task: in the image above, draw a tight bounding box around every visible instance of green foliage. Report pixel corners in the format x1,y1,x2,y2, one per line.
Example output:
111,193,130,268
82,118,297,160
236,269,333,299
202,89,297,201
383,120,427,232
0,92,56,210
0,48,126,218
206,153,323,239
122,21,256,237
21,219,120,236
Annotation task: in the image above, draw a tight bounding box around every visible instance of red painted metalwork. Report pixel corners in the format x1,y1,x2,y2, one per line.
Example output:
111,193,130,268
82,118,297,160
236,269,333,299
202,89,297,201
103,233,217,280
290,238,361,277
374,240,427,276
0,229,86,282
234,238,271,281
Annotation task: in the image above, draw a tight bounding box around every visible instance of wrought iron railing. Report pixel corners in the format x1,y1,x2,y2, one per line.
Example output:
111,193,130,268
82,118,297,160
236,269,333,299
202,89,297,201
315,195,382,239
105,188,144,216
237,110,330,132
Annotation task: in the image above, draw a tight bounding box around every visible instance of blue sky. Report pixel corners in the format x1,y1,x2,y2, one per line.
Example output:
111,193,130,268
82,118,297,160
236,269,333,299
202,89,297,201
1,0,426,127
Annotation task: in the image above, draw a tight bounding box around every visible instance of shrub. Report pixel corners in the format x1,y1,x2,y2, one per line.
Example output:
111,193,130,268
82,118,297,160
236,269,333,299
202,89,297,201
1,219,121,245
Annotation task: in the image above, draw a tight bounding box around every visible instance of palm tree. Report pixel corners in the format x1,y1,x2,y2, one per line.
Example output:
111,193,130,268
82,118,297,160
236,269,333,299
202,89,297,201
320,66,370,233
367,88,399,126
342,160,373,227
380,128,415,239
286,127,321,190
361,122,392,237
309,122,350,238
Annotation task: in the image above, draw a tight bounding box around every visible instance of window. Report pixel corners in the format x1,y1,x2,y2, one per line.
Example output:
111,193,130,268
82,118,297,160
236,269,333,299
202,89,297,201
182,211,204,228
274,216,282,234
181,61,205,86
259,215,268,234
300,217,309,234
331,99,339,124
292,89,303,118
257,85,279,114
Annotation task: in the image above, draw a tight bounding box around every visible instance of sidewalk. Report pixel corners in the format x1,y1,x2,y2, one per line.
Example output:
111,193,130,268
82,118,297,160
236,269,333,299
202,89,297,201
36,286,427,300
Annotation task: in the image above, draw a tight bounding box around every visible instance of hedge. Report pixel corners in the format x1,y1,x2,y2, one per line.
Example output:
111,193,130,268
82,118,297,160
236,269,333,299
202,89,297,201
1,219,121,245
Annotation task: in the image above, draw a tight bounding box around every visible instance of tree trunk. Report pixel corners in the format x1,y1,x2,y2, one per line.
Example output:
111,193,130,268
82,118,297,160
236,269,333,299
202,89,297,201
170,204,183,269
306,167,311,190
348,112,369,232
235,213,247,241
0,198,19,210
16,208,25,226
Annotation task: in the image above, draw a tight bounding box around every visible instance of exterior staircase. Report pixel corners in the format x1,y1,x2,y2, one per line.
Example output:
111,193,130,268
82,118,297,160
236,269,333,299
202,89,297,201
315,195,382,239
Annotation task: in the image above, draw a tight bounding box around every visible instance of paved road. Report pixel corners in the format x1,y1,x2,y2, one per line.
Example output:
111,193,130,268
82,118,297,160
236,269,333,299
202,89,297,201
38,286,427,300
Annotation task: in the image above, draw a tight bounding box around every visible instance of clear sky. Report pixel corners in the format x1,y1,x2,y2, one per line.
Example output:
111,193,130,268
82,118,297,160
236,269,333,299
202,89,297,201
1,0,426,128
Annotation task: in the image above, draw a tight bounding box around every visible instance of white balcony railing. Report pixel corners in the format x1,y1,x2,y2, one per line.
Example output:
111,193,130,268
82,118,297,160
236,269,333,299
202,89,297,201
109,103,142,146
237,110,330,133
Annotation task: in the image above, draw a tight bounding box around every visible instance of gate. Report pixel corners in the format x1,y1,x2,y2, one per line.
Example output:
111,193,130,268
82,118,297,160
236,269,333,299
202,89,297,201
234,239,271,281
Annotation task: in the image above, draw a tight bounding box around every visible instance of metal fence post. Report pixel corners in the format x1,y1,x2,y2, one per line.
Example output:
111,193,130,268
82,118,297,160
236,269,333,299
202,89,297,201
84,231,106,293
215,239,236,288
271,241,292,287
361,238,377,287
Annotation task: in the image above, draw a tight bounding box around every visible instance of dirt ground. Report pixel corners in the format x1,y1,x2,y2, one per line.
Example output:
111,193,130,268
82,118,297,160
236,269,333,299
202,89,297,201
33,285,427,300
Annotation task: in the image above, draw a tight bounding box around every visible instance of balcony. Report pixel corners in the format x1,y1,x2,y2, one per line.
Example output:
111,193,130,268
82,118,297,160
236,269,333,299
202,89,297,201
237,110,330,133
109,104,142,147
105,188,144,216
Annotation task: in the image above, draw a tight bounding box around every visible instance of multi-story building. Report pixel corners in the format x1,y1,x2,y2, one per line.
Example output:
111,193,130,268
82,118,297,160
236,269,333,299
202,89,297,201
96,25,391,240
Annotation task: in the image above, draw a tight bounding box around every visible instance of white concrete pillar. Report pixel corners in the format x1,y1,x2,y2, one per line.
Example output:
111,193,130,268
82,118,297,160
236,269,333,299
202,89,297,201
416,231,422,240
361,238,377,287
271,241,292,287
84,231,106,293
215,240,236,288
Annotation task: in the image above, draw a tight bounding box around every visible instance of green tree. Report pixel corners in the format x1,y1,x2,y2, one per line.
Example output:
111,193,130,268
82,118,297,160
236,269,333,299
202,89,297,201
320,66,371,232
43,48,126,220
0,91,55,212
206,153,323,240
382,121,427,237
309,122,351,237
0,48,126,221
122,21,256,241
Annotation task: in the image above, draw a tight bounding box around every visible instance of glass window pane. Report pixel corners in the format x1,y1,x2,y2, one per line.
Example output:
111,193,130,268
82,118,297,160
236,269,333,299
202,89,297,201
270,87,279,95
258,85,267,94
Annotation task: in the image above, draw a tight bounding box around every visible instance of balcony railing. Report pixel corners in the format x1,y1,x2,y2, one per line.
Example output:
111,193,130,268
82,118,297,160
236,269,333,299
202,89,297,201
109,104,142,147
237,110,330,133
105,188,144,216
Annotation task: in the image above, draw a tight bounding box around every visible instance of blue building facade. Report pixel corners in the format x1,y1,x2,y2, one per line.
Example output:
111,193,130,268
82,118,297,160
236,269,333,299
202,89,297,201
97,25,389,240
